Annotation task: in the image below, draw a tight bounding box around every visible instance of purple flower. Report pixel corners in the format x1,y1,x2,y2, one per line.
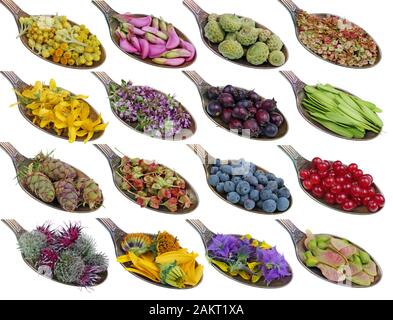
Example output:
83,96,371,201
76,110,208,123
257,247,291,284
208,234,241,260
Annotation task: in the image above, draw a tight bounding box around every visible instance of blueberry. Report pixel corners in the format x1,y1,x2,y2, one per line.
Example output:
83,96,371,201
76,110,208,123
219,173,230,182
255,170,265,176
262,199,277,213
239,194,249,205
278,187,291,199
231,176,242,184
215,159,221,166
224,181,236,193
257,174,268,186
249,189,260,202
208,175,220,187
216,182,225,193
266,173,276,181
277,197,290,212
244,199,256,211
276,178,285,188
256,184,264,191
260,189,273,201
245,175,259,187
266,181,278,191
271,194,278,202
220,164,233,175
236,181,251,196
227,192,240,204
210,166,219,175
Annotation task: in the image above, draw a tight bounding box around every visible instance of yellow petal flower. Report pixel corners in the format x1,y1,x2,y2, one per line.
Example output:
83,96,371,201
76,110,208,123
210,259,229,272
49,79,57,90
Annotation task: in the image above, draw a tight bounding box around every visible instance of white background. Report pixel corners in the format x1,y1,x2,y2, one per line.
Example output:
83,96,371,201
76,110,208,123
0,0,391,300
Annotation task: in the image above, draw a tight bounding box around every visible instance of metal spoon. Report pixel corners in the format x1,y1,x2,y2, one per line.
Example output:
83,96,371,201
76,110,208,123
97,218,202,289
278,145,383,215
183,71,288,140
92,71,196,141
280,71,380,141
188,144,292,215
187,219,293,288
0,71,105,142
277,0,381,68
0,0,106,69
183,0,289,69
94,144,198,214
0,142,103,213
2,219,108,287
92,0,196,68
277,219,382,287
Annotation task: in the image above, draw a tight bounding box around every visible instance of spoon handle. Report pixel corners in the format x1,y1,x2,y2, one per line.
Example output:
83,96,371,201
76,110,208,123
280,71,305,96
278,145,308,171
277,0,300,17
186,219,215,248
0,0,27,21
187,144,216,167
183,71,211,93
96,218,127,257
94,144,121,169
2,219,27,239
92,0,117,20
0,142,27,168
92,71,116,93
183,0,209,22
0,71,28,90
276,219,305,245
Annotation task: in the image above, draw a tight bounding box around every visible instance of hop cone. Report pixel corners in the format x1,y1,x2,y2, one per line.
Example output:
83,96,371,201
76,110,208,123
24,172,55,203
54,180,79,212
35,152,77,182
54,250,85,284
75,178,103,209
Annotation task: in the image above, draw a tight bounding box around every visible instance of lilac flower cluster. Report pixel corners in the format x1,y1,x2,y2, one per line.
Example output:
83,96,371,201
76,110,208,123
110,81,192,138
208,234,291,284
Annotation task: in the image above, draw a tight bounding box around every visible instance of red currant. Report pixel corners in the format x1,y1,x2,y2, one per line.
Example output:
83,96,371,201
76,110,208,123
323,177,335,189
347,163,358,174
343,173,353,182
319,171,328,179
317,161,330,173
358,175,373,188
303,180,313,191
335,193,348,205
324,193,336,205
335,177,345,185
335,165,347,176
299,169,310,180
367,200,379,213
310,174,321,185
332,160,342,171
353,169,364,179
342,183,352,195
362,196,371,207
354,197,362,206
373,194,385,208
351,186,362,198
368,187,376,197
342,200,357,212
360,188,370,199
331,184,342,194
312,185,325,198
328,172,336,178
312,157,323,168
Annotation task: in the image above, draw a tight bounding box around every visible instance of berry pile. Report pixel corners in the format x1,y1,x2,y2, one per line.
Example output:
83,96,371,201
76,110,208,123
299,157,384,213
207,159,291,213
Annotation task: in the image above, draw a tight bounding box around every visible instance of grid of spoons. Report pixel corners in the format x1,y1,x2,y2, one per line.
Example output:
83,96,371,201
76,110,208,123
188,144,292,215
280,71,381,141
97,218,202,289
2,219,108,287
92,0,196,68
277,219,382,287
183,0,289,69
0,142,103,213
94,144,199,214
277,0,381,68
0,71,105,142
278,145,383,215
93,71,196,141
183,71,288,140
0,0,106,69
187,219,293,288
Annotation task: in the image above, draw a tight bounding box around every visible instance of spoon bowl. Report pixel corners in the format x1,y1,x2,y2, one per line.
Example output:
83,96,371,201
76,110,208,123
1,71,105,142
277,219,382,287
0,0,106,69
92,0,196,68
280,71,380,141
97,218,202,289
188,144,292,215
184,71,288,140
278,145,383,215
187,219,293,288
93,71,196,141
0,142,103,213
2,219,108,287
183,0,289,69
94,144,198,215
278,0,381,68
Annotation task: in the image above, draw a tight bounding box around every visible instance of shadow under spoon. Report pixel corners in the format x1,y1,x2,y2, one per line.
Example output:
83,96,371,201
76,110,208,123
187,219,293,288
280,71,380,141
0,0,106,69
277,219,382,287
94,144,199,214
0,142,103,213
92,71,196,141
2,219,108,287
188,144,292,215
0,71,104,142
278,145,383,215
